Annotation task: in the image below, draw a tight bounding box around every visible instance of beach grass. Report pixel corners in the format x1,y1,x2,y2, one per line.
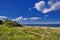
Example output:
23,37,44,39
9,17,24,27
0,25,60,40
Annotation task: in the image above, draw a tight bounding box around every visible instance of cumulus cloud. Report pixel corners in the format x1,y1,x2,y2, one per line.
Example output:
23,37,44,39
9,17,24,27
12,16,42,21
0,16,7,19
34,0,60,13
34,1,45,11
29,17,42,20
12,16,23,21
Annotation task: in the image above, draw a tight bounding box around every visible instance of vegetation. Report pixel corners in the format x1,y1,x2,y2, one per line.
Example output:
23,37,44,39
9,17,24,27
0,20,3,24
0,19,60,40
0,19,22,27
0,25,60,40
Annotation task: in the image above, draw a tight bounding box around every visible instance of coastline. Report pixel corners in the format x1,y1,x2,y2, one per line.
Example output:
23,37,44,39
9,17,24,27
26,26,60,29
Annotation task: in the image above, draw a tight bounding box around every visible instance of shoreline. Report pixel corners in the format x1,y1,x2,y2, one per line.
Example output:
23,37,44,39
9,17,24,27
26,26,60,29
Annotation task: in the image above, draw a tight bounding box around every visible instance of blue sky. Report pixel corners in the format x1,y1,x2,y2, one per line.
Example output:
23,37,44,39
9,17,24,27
0,0,60,24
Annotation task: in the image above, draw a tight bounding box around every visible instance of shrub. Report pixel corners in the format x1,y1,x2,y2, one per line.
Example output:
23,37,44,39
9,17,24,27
0,20,3,25
3,19,22,27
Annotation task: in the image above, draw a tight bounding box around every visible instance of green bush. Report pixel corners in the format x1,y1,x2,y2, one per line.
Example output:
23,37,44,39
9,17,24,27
3,19,22,27
0,20,3,25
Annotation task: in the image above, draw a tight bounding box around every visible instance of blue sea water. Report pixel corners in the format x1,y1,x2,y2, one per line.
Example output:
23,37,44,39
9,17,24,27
23,24,60,27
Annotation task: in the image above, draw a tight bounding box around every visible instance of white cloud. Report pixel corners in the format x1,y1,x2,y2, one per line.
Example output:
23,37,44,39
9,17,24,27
34,0,60,13
34,1,45,11
0,16,7,19
12,16,23,21
29,17,42,20
22,18,28,20
12,16,42,21
43,1,60,13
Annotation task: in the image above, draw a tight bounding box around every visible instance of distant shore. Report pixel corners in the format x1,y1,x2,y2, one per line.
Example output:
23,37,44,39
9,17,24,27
24,24,60,27
26,26,60,29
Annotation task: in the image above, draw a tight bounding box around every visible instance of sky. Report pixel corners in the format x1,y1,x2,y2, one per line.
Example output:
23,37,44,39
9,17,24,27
0,0,60,24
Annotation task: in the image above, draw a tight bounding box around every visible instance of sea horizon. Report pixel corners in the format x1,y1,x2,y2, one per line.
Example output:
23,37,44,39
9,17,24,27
23,24,60,27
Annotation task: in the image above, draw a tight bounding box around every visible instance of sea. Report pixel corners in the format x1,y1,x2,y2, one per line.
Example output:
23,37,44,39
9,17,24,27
23,24,60,27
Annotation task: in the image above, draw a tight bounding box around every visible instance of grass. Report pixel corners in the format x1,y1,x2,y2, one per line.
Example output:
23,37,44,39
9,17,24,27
0,25,60,40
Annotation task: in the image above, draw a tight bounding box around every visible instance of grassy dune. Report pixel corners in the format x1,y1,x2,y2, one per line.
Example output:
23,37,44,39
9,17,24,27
0,25,60,40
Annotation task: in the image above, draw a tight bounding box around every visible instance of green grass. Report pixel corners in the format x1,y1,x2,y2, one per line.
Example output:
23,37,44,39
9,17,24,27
0,25,60,40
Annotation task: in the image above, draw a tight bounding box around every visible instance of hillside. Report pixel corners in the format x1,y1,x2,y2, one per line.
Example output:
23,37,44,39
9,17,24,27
0,25,60,40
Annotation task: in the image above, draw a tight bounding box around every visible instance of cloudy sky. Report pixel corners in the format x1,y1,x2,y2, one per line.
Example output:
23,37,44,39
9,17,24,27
0,0,60,24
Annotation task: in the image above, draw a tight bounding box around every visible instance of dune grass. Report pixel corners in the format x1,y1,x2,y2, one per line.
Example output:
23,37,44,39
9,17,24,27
0,25,60,40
